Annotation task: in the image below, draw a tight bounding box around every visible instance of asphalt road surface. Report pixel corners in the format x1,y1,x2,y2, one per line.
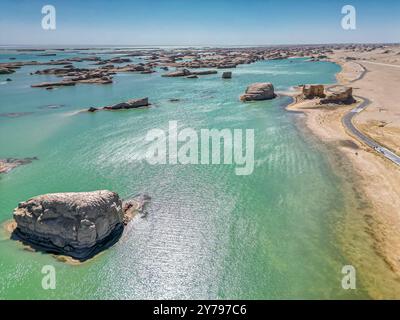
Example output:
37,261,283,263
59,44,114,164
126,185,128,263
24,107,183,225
342,97,400,166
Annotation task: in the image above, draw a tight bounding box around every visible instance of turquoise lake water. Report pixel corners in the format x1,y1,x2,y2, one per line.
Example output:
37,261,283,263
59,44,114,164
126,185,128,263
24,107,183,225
0,51,371,299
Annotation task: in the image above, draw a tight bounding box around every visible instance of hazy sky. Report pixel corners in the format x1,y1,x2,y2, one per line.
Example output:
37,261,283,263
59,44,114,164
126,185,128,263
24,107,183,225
1,0,399,45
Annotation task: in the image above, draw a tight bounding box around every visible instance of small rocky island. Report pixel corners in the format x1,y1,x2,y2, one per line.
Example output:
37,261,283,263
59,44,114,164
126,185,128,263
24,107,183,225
240,82,276,101
11,190,147,261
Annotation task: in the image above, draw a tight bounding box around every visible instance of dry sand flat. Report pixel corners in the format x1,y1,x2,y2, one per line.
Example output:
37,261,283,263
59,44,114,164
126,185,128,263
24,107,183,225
330,47,400,154
287,48,400,298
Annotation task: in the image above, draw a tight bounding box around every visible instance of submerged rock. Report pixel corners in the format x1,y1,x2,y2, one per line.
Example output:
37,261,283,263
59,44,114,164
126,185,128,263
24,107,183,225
0,157,37,174
240,82,276,101
12,190,125,261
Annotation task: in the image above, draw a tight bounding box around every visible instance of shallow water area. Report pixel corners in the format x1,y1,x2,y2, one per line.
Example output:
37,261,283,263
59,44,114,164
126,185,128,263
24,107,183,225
0,50,374,299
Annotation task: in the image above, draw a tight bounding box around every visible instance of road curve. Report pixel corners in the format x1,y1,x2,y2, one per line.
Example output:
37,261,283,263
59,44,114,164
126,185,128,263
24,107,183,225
341,97,400,166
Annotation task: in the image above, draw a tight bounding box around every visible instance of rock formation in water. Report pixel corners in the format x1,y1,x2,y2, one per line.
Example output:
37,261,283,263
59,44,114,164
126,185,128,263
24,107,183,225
321,86,356,105
191,70,217,76
31,81,77,88
162,68,217,77
11,190,146,261
240,83,276,101
0,67,15,74
0,157,37,174
222,72,232,79
87,98,150,112
162,68,191,77
103,97,149,110
302,84,326,99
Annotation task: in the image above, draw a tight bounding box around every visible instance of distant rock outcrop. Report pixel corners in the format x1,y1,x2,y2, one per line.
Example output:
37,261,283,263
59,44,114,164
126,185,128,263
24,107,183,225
11,190,144,261
87,98,150,112
31,81,76,88
162,69,191,77
191,70,217,76
222,72,232,79
161,68,217,77
240,83,276,101
321,86,356,105
103,97,149,110
0,67,14,74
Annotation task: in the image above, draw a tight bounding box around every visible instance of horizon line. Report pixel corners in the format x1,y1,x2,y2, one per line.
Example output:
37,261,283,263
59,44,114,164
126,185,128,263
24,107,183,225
1,42,400,48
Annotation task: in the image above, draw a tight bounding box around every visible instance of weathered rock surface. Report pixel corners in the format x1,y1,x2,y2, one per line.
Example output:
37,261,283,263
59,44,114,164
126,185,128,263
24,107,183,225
302,84,325,99
240,83,276,101
321,86,356,105
0,157,37,174
12,191,125,260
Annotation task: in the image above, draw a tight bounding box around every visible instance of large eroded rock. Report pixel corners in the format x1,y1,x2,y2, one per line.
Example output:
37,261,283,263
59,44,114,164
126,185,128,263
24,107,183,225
321,86,356,105
12,190,125,260
240,83,276,101
302,84,325,99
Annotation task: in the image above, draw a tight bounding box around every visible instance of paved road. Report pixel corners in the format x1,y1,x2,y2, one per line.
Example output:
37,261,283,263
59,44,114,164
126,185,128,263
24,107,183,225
342,97,400,166
360,60,400,69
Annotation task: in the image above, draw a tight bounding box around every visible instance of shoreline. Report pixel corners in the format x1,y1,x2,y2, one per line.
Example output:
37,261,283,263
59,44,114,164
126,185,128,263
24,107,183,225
287,57,400,298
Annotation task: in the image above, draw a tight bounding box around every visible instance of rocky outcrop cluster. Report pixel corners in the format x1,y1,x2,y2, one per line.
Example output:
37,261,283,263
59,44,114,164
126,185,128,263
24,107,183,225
240,83,276,101
11,190,144,261
30,62,156,88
